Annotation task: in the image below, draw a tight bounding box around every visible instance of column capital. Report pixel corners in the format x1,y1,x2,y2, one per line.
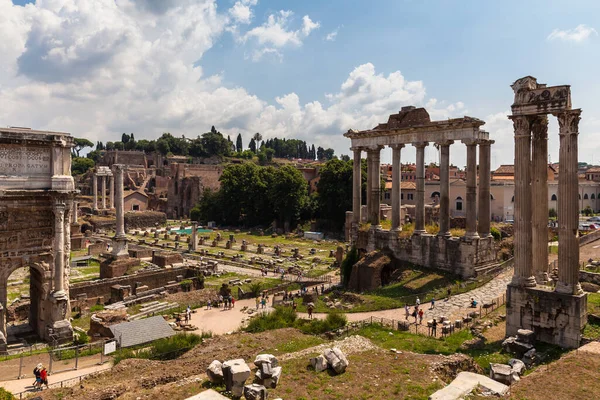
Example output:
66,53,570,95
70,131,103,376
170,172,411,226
112,164,127,174
476,139,495,146
365,145,384,152
350,146,364,152
461,138,478,146
412,141,428,149
389,144,405,150
554,109,582,136
435,139,454,147
509,115,531,137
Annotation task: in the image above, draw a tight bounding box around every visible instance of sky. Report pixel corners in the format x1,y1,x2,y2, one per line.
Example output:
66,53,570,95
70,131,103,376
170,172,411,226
1,0,600,169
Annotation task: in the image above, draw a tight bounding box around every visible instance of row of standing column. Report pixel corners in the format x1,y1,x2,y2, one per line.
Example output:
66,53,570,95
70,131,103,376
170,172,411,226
510,111,582,294
92,174,115,210
351,139,494,238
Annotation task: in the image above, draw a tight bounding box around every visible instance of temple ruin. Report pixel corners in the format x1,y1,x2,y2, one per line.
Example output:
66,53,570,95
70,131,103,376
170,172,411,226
344,106,498,278
505,76,587,348
92,166,114,211
0,127,75,351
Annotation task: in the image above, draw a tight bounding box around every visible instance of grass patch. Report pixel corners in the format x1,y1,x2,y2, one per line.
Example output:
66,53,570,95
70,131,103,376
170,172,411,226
244,307,347,335
113,333,209,364
583,322,600,339
587,292,600,315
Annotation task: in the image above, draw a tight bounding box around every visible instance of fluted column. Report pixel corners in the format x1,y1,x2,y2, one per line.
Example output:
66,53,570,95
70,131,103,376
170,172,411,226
555,110,583,295
531,116,550,283
437,140,453,236
463,139,480,240
414,142,428,234
510,116,536,287
114,165,126,239
477,139,494,238
72,201,78,224
53,202,67,298
92,174,98,211
191,221,198,251
366,151,373,224
368,146,382,228
101,175,107,209
352,147,362,225
391,144,404,231
110,176,115,209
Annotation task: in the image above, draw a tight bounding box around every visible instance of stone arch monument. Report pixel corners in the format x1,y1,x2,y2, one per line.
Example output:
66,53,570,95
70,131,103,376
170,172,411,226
0,127,75,351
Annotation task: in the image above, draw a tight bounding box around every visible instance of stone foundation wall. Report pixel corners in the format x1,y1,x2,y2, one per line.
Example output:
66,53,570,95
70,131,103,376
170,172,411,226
124,211,167,229
356,229,497,278
152,251,184,267
69,267,194,302
100,257,140,279
579,270,600,285
506,285,587,348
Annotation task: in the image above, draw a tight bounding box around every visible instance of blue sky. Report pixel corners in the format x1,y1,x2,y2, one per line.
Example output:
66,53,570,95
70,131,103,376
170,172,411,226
2,0,600,167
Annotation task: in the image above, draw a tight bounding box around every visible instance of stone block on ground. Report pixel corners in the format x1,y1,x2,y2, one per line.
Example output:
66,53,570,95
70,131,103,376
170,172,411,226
310,355,328,372
243,384,267,400
207,360,223,383
263,366,282,389
502,336,534,357
429,372,509,400
254,354,279,368
489,363,514,385
508,358,526,376
222,359,251,397
516,329,535,345
323,347,349,374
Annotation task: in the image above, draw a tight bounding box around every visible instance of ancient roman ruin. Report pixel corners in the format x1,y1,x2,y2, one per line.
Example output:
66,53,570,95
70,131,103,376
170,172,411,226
92,166,114,211
0,127,75,351
344,106,498,279
505,76,587,348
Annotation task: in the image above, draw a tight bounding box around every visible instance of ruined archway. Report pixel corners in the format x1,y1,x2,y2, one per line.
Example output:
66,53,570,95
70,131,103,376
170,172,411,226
0,128,75,352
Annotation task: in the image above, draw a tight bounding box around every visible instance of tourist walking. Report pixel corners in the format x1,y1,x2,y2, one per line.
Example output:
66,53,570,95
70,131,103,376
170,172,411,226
431,318,437,336
418,309,424,325
404,304,409,320
416,296,421,306
261,297,266,309
33,363,42,388
231,297,235,308
321,284,325,293
430,298,435,310
40,366,49,390
292,301,297,312
255,297,260,309
446,287,451,300
207,299,212,310
411,307,418,323
307,304,314,319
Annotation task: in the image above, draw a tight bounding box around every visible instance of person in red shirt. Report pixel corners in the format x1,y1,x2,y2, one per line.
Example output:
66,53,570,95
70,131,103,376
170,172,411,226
40,367,49,390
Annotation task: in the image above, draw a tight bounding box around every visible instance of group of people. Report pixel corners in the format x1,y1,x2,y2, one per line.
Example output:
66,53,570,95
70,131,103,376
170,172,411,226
255,294,269,309
207,295,236,310
32,363,48,390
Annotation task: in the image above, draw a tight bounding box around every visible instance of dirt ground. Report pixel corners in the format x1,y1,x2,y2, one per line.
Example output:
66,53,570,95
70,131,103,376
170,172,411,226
33,328,473,400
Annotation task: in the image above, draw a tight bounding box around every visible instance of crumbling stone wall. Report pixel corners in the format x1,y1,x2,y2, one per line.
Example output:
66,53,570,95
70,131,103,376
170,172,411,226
152,251,184,267
124,211,167,229
347,251,394,292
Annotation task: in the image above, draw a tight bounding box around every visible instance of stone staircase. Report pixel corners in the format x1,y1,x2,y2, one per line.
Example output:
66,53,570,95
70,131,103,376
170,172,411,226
128,301,179,321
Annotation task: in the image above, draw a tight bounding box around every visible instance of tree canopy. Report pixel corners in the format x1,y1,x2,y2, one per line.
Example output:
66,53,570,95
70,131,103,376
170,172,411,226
72,138,94,157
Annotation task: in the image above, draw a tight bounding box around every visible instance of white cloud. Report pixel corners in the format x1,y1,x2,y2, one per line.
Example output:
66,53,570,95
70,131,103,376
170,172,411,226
547,24,597,43
0,1,468,163
229,0,256,25
325,29,339,42
241,10,319,60
301,15,319,36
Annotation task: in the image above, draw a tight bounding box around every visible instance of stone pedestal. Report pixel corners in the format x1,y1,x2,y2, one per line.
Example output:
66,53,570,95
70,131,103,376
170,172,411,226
506,284,587,348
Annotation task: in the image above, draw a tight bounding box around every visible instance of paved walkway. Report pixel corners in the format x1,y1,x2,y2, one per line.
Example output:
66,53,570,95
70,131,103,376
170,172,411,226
0,362,112,396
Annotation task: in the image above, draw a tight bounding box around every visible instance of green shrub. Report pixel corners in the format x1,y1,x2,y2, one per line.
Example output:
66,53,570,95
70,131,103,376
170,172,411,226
296,311,347,335
0,388,15,400
73,330,90,345
113,333,207,364
341,246,359,287
490,227,501,241
90,304,105,312
244,307,297,333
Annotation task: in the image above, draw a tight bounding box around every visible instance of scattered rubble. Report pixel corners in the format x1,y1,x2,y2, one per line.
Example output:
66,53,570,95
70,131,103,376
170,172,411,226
222,358,251,398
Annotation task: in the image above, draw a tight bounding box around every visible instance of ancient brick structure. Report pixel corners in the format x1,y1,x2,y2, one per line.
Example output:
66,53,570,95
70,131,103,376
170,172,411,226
0,127,76,351
166,163,223,219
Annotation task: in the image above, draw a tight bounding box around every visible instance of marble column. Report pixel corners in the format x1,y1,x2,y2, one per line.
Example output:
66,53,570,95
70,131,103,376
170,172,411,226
191,221,198,251
477,139,494,238
92,174,98,211
72,201,78,224
463,139,480,240
114,166,125,239
555,110,583,295
391,144,404,231
510,116,536,287
53,202,67,298
109,176,115,209
368,146,382,228
437,140,453,237
531,116,550,283
352,147,362,225
101,175,107,209
366,151,373,224
414,142,428,234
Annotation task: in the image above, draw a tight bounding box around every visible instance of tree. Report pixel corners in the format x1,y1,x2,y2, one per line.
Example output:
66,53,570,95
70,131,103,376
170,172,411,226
270,165,308,230
105,141,115,151
236,133,243,153
114,142,124,150
340,154,350,162
121,133,130,144
323,148,335,160
200,131,231,157
191,188,224,223
72,157,95,175
317,146,325,160
252,132,262,153
249,138,256,153
72,138,94,157
86,150,101,163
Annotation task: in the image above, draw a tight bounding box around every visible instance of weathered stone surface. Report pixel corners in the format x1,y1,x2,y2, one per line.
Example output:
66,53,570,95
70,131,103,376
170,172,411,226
489,363,514,385
429,371,509,400
254,354,278,368
323,347,349,374
516,329,535,345
222,359,251,397
508,358,526,376
243,384,267,400
206,360,223,383
263,366,282,389
310,355,328,372
501,336,533,357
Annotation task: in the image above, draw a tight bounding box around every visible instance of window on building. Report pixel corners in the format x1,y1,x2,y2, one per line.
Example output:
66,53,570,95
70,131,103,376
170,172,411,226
551,194,557,201
579,194,581,200
408,193,414,200
132,204,140,211
384,192,390,200
584,193,589,200
401,193,404,200
490,194,495,200
456,196,463,211
511,196,514,203
592,194,596,200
